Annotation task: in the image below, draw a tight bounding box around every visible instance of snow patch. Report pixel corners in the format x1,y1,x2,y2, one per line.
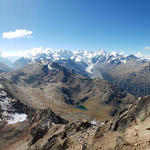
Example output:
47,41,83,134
7,113,27,124
75,57,82,62
0,84,4,89
48,64,53,70
91,120,105,126
85,63,95,74
0,94,28,125
122,60,127,63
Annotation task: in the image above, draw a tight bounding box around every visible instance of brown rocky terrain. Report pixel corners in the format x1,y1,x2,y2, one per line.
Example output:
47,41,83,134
1,84,150,149
2,62,150,150
26,95,150,150
2,95,150,150
0,62,135,121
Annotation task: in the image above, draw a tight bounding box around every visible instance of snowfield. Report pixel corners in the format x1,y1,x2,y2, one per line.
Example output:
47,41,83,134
0,91,28,125
7,113,27,124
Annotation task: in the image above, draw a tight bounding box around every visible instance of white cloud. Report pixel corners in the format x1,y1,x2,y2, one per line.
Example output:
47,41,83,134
0,47,53,59
0,47,46,58
2,29,32,39
1,52,20,57
16,47,53,58
136,52,143,57
135,52,146,59
135,51,150,60
144,46,150,50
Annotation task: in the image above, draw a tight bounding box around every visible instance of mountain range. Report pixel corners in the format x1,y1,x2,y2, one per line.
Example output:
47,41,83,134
11,50,147,74
0,49,147,74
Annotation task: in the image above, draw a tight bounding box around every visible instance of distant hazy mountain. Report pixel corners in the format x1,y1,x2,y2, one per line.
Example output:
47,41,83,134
12,57,32,68
0,57,12,67
0,62,11,73
0,56,14,73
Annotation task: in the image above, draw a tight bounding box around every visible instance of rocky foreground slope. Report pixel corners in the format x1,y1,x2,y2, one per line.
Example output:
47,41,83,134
1,61,150,150
1,95,150,150
27,96,150,150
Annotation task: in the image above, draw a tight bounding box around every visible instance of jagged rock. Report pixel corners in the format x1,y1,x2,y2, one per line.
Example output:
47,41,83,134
134,96,150,121
63,122,78,138
30,108,68,145
41,134,60,150
115,136,130,150
94,125,106,139
33,120,94,150
76,121,91,132
109,96,150,132
109,109,135,132
82,144,88,150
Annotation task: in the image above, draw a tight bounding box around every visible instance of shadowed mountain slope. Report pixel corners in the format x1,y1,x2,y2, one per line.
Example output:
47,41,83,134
93,61,150,97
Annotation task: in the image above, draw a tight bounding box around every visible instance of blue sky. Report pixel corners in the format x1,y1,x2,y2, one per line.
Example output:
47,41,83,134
0,0,150,56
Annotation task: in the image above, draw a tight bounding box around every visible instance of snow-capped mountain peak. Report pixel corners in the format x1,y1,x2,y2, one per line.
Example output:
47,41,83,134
12,48,148,75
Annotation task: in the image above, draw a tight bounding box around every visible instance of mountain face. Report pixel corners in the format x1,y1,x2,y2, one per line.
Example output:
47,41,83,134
93,61,150,97
0,77,35,127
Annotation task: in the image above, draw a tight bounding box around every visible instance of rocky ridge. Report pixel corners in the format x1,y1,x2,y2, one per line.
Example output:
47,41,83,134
27,95,150,150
